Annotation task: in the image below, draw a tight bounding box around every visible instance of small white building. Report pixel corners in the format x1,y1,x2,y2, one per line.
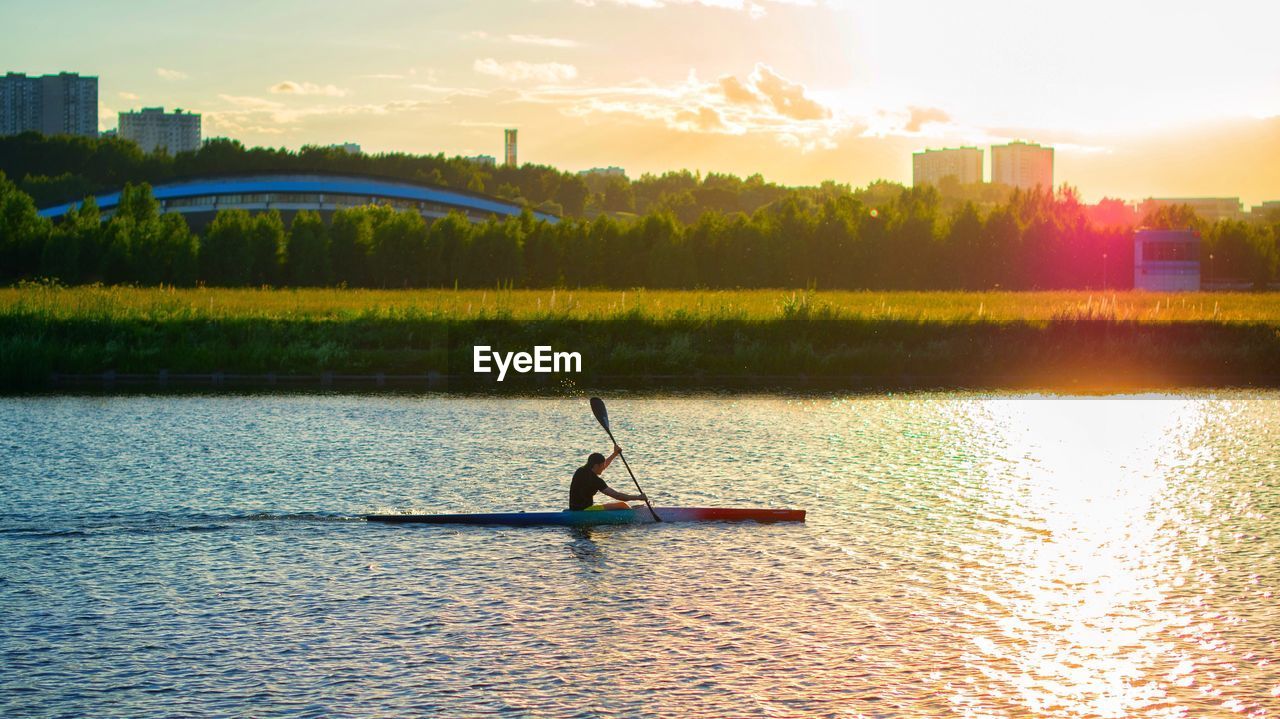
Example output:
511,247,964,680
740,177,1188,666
577,166,627,179
1250,200,1280,218
1134,228,1200,291
1143,197,1243,223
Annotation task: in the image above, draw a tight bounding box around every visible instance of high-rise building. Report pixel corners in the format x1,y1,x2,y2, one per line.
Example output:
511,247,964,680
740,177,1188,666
118,107,201,154
466,154,496,167
0,71,98,137
991,141,1053,190
0,74,41,135
911,147,983,187
504,128,518,167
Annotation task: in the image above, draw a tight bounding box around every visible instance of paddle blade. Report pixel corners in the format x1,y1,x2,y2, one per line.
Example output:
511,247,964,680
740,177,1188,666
589,397,610,431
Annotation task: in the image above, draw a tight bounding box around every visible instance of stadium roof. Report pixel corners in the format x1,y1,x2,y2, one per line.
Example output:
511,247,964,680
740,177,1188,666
37,173,558,223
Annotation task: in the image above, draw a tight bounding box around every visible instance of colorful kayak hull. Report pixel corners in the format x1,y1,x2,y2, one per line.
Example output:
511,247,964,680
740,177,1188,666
365,507,805,527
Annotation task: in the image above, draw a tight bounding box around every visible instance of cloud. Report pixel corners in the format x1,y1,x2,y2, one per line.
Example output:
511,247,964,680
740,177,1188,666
750,64,830,121
156,67,188,81
507,34,581,48
474,58,579,83
118,91,140,101
411,84,491,99
524,65,844,153
673,106,727,132
903,106,950,133
204,96,442,138
270,81,348,97
218,94,285,111
356,69,423,81
575,0,820,18
719,75,763,105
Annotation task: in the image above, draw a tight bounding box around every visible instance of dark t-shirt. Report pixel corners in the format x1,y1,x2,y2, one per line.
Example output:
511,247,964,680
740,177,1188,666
568,466,607,510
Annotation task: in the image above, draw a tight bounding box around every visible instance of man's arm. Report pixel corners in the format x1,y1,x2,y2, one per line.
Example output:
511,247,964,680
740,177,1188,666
596,444,622,472
600,484,646,502
597,446,644,501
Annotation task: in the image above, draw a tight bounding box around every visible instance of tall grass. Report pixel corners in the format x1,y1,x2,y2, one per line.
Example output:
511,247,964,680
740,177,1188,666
4,284,1280,390
4,284,1280,323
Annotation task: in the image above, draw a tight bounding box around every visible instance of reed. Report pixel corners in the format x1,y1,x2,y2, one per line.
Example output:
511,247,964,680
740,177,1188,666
4,284,1280,391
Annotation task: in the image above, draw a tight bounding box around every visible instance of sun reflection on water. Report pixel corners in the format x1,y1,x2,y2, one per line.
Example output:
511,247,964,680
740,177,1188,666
950,397,1219,717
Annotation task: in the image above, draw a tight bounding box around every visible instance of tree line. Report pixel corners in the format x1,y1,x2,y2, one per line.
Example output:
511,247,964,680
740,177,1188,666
4,171,1279,289
0,132,810,220
0,133,995,224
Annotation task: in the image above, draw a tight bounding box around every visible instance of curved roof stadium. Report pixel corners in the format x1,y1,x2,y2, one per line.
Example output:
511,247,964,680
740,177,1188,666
37,173,559,224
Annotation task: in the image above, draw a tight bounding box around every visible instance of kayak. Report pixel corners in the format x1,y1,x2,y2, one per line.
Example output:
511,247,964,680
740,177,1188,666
365,507,805,527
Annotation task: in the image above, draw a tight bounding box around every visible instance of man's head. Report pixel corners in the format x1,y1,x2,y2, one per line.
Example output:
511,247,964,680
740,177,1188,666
586,452,607,474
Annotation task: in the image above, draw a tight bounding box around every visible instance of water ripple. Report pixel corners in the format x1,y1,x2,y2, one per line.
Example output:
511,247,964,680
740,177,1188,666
2,393,1278,717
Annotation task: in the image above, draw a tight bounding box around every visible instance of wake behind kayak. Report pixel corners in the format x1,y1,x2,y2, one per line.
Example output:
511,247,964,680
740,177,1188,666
365,507,805,527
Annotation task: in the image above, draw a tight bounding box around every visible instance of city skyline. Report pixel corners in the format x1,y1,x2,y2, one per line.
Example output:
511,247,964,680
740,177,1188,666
3,0,1279,204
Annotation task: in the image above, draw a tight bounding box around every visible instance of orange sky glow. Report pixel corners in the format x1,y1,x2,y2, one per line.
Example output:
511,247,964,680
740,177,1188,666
6,0,1279,204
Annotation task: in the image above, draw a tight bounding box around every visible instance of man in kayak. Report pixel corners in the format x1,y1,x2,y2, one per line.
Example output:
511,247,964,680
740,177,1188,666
569,445,647,511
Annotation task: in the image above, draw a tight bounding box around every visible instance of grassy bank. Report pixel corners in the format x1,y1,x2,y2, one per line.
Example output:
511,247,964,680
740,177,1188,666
6,285,1280,322
3,286,1280,391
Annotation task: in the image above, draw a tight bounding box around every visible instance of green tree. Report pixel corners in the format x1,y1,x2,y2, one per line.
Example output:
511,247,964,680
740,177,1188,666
946,203,983,290
980,206,1020,290
495,183,523,203
41,197,102,283
601,176,636,213
1207,220,1277,289
554,174,589,217
158,213,199,285
109,183,168,284
40,225,82,283
200,209,254,285
116,182,160,223
330,207,378,286
248,210,286,285
522,218,565,287
1140,202,1207,233
0,171,52,280
370,210,428,287
462,218,524,287
688,211,731,287
812,196,861,289
425,211,472,286
638,212,693,287
285,210,331,285
886,185,942,289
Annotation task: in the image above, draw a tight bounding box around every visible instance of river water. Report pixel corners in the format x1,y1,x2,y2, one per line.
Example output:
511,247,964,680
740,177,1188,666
2,393,1278,718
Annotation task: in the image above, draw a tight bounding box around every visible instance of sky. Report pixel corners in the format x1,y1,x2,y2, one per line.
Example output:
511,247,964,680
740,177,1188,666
4,0,1279,205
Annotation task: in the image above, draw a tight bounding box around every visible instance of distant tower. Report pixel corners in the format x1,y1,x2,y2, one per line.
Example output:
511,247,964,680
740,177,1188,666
504,128,517,167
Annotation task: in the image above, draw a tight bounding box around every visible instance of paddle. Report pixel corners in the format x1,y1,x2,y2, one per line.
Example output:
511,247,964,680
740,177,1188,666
589,397,661,522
